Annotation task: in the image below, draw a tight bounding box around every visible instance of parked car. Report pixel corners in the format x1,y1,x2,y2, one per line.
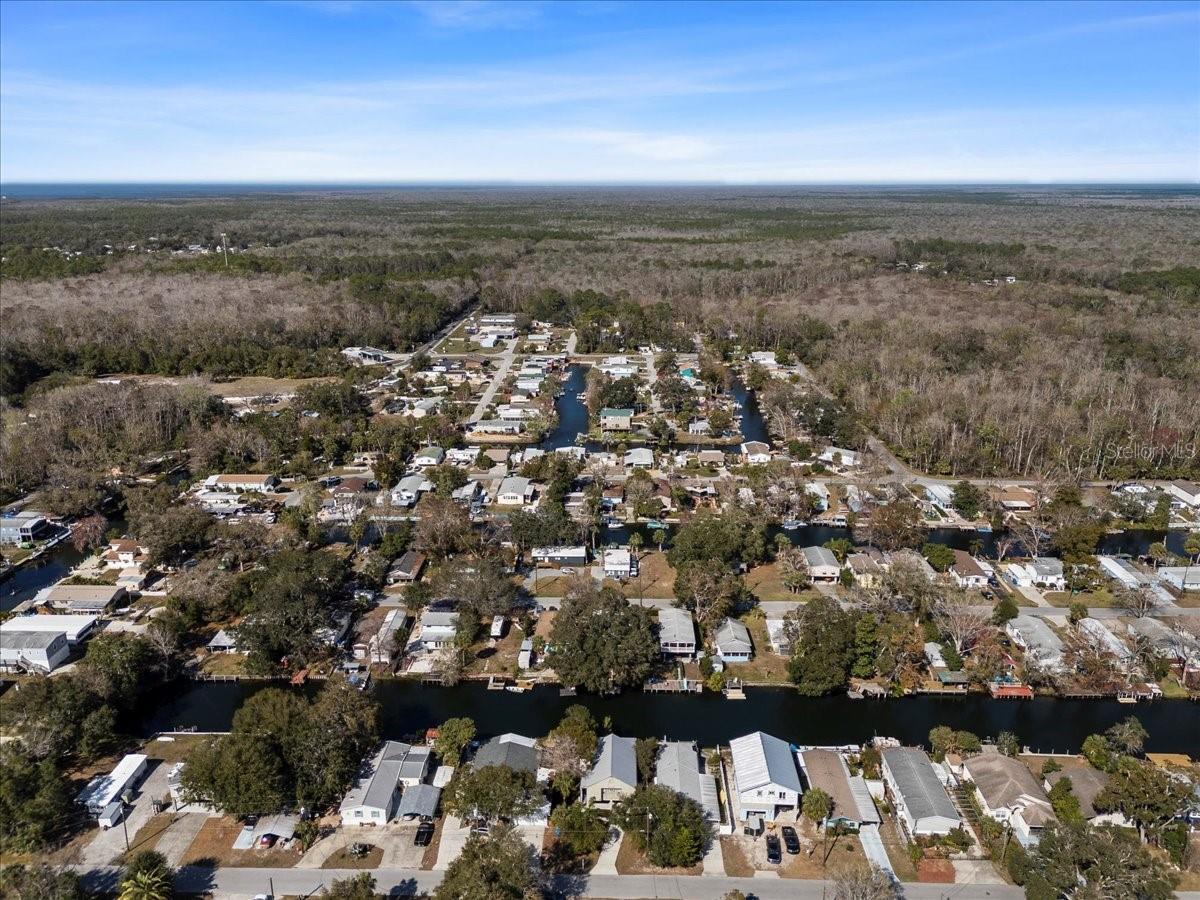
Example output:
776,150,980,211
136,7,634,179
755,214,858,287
414,822,435,846
781,826,800,855
765,834,782,865
258,834,277,849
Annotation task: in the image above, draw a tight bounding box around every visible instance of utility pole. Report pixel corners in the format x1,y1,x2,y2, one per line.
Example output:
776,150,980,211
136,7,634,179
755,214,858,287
121,804,130,852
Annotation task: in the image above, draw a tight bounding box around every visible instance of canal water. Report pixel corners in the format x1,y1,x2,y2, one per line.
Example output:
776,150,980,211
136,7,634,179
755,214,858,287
141,679,1200,754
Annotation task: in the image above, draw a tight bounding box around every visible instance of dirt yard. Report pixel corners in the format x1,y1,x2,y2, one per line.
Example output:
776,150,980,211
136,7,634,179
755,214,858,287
614,833,703,876
179,817,301,869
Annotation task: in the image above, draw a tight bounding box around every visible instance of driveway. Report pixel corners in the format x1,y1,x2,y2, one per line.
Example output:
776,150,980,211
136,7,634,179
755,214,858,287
857,824,894,877
432,816,470,871
80,759,171,866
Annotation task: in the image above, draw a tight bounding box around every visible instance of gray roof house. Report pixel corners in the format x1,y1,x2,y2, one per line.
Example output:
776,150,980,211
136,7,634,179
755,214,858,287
714,618,753,662
799,749,879,828
1005,615,1065,672
880,747,961,836
396,783,441,820
729,731,802,821
655,741,720,821
802,546,841,582
473,733,539,776
581,735,638,808
657,608,696,656
964,753,1055,846
340,741,428,825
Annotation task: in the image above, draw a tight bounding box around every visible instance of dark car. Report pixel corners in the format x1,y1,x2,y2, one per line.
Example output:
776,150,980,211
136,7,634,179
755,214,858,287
765,834,782,865
781,825,801,855
414,822,435,846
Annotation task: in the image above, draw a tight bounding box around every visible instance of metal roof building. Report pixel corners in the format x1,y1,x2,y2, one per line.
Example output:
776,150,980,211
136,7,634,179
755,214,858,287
880,747,961,836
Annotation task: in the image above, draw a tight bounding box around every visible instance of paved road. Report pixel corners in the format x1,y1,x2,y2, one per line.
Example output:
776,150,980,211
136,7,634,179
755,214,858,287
127,865,1038,900
466,343,517,424
644,350,662,414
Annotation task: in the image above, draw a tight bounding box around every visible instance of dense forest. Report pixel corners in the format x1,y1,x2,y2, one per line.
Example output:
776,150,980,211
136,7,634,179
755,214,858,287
2,186,1198,480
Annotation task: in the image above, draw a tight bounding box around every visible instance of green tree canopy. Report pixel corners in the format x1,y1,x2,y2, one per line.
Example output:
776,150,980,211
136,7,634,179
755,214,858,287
549,584,657,693
612,785,712,869
445,765,540,825
434,826,540,900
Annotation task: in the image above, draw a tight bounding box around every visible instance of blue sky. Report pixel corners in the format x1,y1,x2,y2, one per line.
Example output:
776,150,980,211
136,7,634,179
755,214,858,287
1,0,1197,183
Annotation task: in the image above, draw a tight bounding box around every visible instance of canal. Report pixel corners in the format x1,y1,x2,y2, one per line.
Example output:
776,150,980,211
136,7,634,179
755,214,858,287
142,679,1200,754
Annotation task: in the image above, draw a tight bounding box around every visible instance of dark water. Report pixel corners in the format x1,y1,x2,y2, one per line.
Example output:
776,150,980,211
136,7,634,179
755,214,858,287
540,365,592,451
142,680,1200,753
1,540,86,613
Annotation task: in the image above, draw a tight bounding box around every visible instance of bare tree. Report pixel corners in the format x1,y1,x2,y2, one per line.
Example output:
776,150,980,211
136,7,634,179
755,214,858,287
70,513,108,553
832,866,900,900
933,588,992,655
993,532,1019,564
1119,584,1160,619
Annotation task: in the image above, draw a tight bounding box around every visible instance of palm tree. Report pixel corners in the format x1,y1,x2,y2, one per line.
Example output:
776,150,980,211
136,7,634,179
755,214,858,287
119,870,172,900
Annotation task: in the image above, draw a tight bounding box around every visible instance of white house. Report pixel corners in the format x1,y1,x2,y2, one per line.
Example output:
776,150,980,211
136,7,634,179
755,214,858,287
802,545,841,583
728,732,802,821
496,476,536,506
599,408,634,430
340,742,431,826
1159,567,1200,592
714,617,753,662
0,614,97,646
1006,558,1066,591
0,510,53,546
1097,556,1150,590
963,753,1056,847
602,548,637,579
818,447,860,468
748,351,778,367
950,550,989,589
207,473,280,493
471,419,524,435
766,618,792,655
623,448,654,468
740,441,771,464
412,447,446,469
1077,618,1134,669
881,747,961,837
78,754,148,822
1005,615,1065,672
414,611,458,651
0,629,70,673
387,474,432,507
581,735,638,809
657,608,696,656
531,546,588,567
1164,480,1200,508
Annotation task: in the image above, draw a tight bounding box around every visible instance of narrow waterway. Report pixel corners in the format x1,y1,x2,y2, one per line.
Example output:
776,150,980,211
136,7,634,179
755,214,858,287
142,679,1200,753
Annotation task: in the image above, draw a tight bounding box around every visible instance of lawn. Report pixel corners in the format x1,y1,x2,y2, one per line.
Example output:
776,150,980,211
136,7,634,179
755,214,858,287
464,623,525,676
197,651,250,678
1044,588,1120,608
611,551,677,600
321,843,384,869
743,562,820,602
180,817,301,869
877,818,918,883
723,615,791,684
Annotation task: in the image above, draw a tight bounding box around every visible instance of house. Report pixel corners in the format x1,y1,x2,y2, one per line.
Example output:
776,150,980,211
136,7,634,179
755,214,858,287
880,747,961,837
766,618,791,655
415,610,458,651
950,551,989,589
0,614,97,646
0,629,70,673
1005,616,1065,672
1077,618,1134,668
1159,567,1200,592
517,638,534,670
396,783,441,820
1164,480,1200,508
472,733,540,776
657,608,696,656
341,346,398,365
806,482,830,511
1,510,53,545
818,447,860,468
407,398,441,419
963,753,1056,847
101,539,149,572
729,731,802,821
471,419,524,435
412,447,446,469
697,449,726,467
581,735,638,808
340,742,430,826
623,448,654,469
78,754,148,822
889,549,939,583
497,476,536,506
925,484,955,509
451,481,483,507
740,441,771,464
388,474,432,507
602,548,637,580
600,408,634,430
798,750,880,828
1006,558,1066,591
387,551,427,584
991,487,1037,511
802,545,841,583
714,618,753,662
749,351,777,367
847,551,884,589
1097,556,1150,590
656,741,721,821
1044,768,1129,827
531,546,588,568
207,473,280,493
687,419,711,436
36,584,127,614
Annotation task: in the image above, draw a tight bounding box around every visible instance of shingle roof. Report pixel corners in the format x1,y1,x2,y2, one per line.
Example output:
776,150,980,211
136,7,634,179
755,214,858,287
340,741,413,814
964,753,1055,827
657,608,695,646
714,618,752,653
473,733,539,775
582,735,637,790
1045,767,1108,820
802,546,840,569
801,750,864,823
656,741,720,820
730,732,802,794
396,783,441,818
